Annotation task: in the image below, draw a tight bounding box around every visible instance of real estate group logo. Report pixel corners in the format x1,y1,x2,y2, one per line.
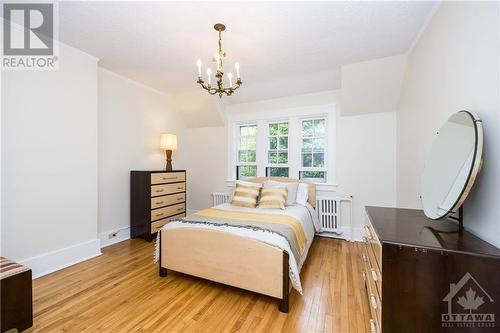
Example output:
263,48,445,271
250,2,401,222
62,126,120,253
441,272,495,329
2,2,59,70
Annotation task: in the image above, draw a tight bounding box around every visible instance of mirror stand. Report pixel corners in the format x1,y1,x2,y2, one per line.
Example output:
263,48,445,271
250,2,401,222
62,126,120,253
447,206,464,233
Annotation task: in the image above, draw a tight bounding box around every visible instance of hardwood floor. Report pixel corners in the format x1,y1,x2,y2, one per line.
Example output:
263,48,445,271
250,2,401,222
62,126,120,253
29,237,371,332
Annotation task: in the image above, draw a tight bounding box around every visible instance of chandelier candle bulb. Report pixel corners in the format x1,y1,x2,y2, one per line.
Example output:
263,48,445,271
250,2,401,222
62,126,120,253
207,68,212,85
196,59,202,77
228,72,233,87
235,62,240,78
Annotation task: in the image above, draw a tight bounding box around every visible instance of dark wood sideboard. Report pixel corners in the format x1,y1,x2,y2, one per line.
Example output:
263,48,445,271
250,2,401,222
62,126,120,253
131,170,186,241
362,206,500,333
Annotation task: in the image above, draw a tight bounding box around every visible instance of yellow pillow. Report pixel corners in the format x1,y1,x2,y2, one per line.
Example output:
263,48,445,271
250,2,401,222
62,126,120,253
258,186,288,210
231,182,262,208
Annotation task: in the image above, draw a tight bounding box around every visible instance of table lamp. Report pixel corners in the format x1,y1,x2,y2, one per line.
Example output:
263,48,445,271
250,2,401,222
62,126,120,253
159,133,177,171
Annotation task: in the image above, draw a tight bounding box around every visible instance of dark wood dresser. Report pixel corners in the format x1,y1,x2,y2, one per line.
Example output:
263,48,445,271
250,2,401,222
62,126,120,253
362,206,500,333
131,170,186,241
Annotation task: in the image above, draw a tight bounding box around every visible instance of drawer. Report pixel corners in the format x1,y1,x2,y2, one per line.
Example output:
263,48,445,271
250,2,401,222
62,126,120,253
363,237,382,297
363,215,382,270
365,256,382,329
151,172,185,185
151,183,185,197
151,203,185,222
151,193,185,209
151,213,186,234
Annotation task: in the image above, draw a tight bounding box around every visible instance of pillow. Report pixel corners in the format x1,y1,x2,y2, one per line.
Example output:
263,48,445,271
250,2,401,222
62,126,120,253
264,181,298,206
295,183,309,206
229,180,263,201
258,186,288,210
231,181,262,208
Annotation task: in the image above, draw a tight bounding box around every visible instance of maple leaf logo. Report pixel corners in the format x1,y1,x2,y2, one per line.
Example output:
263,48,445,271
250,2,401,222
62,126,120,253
457,288,485,313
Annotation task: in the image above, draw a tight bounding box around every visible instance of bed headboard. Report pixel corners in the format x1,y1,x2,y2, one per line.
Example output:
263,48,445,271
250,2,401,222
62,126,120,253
241,177,316,208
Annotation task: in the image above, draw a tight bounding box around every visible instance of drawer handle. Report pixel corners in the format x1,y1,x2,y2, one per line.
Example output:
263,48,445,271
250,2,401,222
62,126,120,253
362,271,366,282
369,319,377,333
155,213,164,217
371,269,378,281
177,208,184,211
162,177,177,180
370,294,378,310
364,225,374,240
177,187,184,190
176,197,183,201
156,201,164,205
156,189,164,193
362,254,368,262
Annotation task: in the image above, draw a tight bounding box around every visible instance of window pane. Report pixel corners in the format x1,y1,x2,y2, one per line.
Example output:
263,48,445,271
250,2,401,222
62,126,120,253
278,123,288,135
302,120,313,136
268,151,277,164
313,152,325,167
238,166,257,179
269,124,278,136
269,137,278,150
239,137,248,149
247,137,256,149
279,137,288,149
247,125,257,136
278,152,288,164
313,138,325,149
240,126,248,136
314,119,325,135
302,153,312,167
268,167,289,177
299,171,326,183
238,150,247,162
302,138,313,150
247,150,256,162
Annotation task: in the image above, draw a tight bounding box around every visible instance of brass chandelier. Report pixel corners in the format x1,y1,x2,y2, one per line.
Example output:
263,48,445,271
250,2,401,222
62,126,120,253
196,23,242,98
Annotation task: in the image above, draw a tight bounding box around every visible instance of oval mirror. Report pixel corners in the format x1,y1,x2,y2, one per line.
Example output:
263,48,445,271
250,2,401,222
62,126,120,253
421,111,483,220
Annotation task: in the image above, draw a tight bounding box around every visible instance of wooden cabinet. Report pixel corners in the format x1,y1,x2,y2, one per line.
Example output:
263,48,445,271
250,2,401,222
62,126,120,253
361,206,500,333
131,170,186,241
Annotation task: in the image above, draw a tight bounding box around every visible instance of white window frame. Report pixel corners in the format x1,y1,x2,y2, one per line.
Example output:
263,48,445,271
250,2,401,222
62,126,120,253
266,120,290,177
235,123,257,179
299,117,327,182
226,104,337,192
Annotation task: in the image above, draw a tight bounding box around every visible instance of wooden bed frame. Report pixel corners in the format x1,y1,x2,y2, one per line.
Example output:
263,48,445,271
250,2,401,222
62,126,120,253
158,177,315,313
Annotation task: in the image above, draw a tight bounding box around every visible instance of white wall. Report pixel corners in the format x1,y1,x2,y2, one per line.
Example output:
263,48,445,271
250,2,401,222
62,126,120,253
184,126,227,210
98,68,188,244
1,44,100,275
397,2,500,247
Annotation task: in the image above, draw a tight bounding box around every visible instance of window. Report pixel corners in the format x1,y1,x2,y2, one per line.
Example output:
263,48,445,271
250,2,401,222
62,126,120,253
300,118,327,182
266,122,289,177
236,124,257,179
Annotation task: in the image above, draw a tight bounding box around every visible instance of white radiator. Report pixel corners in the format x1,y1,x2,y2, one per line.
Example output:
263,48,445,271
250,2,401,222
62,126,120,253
316,196,353,240
212,192,230,206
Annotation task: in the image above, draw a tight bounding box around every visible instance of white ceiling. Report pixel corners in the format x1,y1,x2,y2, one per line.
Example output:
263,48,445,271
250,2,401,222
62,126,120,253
59,1,436,104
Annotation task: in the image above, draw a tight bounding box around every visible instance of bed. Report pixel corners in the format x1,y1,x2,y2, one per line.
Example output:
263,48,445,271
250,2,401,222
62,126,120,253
155,177,318,313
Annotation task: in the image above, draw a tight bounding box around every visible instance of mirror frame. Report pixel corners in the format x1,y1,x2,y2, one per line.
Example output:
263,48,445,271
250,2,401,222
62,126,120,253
424,110,483,220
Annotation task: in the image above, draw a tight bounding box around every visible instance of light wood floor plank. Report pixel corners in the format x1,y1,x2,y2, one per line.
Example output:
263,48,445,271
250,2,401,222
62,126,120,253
28,237,370,332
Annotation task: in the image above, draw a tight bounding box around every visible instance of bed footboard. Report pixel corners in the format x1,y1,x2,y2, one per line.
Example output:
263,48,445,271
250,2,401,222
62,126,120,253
159,228,290,313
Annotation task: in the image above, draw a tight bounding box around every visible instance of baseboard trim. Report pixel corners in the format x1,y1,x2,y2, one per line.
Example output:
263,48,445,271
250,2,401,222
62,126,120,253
316,227,364,242
99,226,131,248
20,239,102,279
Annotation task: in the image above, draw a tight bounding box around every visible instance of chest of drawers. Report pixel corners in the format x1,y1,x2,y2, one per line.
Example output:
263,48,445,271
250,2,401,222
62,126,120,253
131,170,186,241
361,206,500,333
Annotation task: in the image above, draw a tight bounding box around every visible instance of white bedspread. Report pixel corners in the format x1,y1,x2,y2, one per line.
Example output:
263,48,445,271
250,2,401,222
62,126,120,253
155,203,319,294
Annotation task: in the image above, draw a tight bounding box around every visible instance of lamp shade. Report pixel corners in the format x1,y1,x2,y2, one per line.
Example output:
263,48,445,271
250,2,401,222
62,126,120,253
159,133,177,151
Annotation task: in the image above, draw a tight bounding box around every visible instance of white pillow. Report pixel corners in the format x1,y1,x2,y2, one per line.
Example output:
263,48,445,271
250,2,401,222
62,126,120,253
264,181,298,206
295,183,309,206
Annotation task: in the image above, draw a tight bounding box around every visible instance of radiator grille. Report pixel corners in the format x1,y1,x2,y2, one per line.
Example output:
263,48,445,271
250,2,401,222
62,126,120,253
316,197,352,238
212,192,230,206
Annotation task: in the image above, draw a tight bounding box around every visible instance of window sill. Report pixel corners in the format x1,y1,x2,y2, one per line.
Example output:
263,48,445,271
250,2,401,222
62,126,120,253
225,179,338,192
